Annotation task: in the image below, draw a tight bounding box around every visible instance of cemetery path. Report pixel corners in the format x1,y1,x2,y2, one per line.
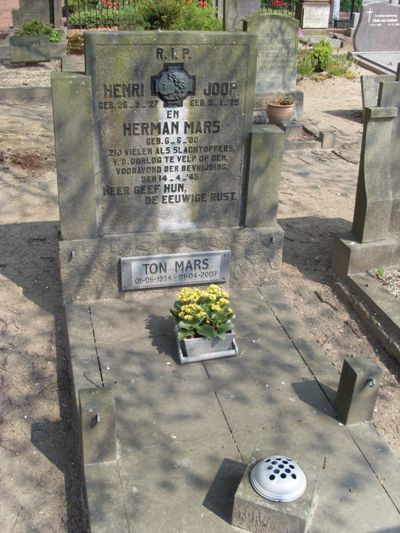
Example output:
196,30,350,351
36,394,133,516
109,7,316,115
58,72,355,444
0,70,399,532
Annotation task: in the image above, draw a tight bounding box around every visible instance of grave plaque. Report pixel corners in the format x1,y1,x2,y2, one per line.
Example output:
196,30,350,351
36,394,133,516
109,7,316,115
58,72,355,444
85,32,256,235
354,3,400,52
224,0,261,31
120,250,231,290
243,14,299,93
301,2,331,28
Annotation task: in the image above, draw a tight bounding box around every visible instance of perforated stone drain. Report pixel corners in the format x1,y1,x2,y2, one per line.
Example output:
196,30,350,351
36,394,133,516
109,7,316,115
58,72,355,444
250,454,307,503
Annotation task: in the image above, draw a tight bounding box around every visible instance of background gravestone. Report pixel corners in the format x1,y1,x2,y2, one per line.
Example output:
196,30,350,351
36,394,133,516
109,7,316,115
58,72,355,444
13,0,63,29
296,0,330,35
52,31,286,302
243,13,304,117
352,3,400,74
332,73,400,277
224,0,261,31
354,2,400,51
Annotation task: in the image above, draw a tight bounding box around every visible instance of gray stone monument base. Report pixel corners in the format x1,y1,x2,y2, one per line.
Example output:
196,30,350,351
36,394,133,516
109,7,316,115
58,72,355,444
59,225,284,303
232,451,318,533
351,52,400,76
9,35,50,63
332,233,400,279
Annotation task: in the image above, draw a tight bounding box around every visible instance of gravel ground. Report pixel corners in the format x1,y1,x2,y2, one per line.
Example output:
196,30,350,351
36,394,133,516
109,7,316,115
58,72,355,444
0,60,61,87
374,268,400,299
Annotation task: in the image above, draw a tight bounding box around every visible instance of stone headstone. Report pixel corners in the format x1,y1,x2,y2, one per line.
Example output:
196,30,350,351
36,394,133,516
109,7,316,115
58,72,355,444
224,0,261,31
354,3,400,52
301,1,330,28
85,32,256,234
16,0,62,28
19,0,51,25
243,13,304,119
243,14,299,93
51,31,286,302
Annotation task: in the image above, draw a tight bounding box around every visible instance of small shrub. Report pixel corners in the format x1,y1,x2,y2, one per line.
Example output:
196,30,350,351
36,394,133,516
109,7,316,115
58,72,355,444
326,53,353,77
68,8,118,28
173,1,222,31
310,39,332,72
137,0,185,30
15,19,62,41
67,32,85,54
297,51,317,78
118,0,221,31
118,4,147,30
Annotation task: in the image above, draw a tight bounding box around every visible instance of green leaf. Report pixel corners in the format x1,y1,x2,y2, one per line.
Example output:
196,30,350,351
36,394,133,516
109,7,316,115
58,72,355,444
177,329,194,341
178,320,193,330
197,324,217,339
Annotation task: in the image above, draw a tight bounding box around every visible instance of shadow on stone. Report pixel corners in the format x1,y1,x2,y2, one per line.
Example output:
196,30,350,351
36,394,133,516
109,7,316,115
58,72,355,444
203,458,246,525
292,380,338,419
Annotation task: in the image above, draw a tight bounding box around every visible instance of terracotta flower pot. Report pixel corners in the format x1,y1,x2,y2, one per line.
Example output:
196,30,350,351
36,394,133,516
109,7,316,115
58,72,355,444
267,101,295,125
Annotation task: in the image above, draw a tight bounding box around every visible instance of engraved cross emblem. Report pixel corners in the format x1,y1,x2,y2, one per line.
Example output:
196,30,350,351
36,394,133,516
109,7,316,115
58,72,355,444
151,64,196,107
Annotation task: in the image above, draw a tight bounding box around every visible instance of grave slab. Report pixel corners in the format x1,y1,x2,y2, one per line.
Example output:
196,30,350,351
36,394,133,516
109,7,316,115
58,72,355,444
66,287,400,532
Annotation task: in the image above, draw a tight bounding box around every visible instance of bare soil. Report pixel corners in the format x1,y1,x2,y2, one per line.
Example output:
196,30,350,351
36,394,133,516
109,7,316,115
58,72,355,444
0,59,399,532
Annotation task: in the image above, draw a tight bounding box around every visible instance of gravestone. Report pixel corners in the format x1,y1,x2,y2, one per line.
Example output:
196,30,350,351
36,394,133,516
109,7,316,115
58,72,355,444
296,0,330,35
332,72,400,277
352,3,400,74
13,0,63,29
224,0,261,31
354,2,400,52
243,13,304,118
52,31,285,302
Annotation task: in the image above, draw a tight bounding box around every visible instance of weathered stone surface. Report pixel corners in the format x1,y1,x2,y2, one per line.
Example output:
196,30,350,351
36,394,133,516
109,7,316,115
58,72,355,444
336,357,383,424
84,462,129,533
354,3,400,52
51,73,97,240
232,451,318,533
84,31,257,235
59,226,284,302
12,9,20,29
80,387,117,464
224,0,261,31
299,1,330,29
352,106,398,243
246,125,285,227
243,14,299,93
19,0,50,25
9,35,50,63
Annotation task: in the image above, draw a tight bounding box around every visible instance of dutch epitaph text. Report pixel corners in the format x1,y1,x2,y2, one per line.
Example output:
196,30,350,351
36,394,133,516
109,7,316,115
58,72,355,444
85,32,256,235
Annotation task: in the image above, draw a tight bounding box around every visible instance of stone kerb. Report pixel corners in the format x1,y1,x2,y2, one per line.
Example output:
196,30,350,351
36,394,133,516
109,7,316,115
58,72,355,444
354,3,400,52
52,31,286,303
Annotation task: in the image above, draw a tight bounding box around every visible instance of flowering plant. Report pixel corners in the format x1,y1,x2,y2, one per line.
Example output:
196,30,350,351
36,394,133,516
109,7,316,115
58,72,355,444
171,285,235,341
